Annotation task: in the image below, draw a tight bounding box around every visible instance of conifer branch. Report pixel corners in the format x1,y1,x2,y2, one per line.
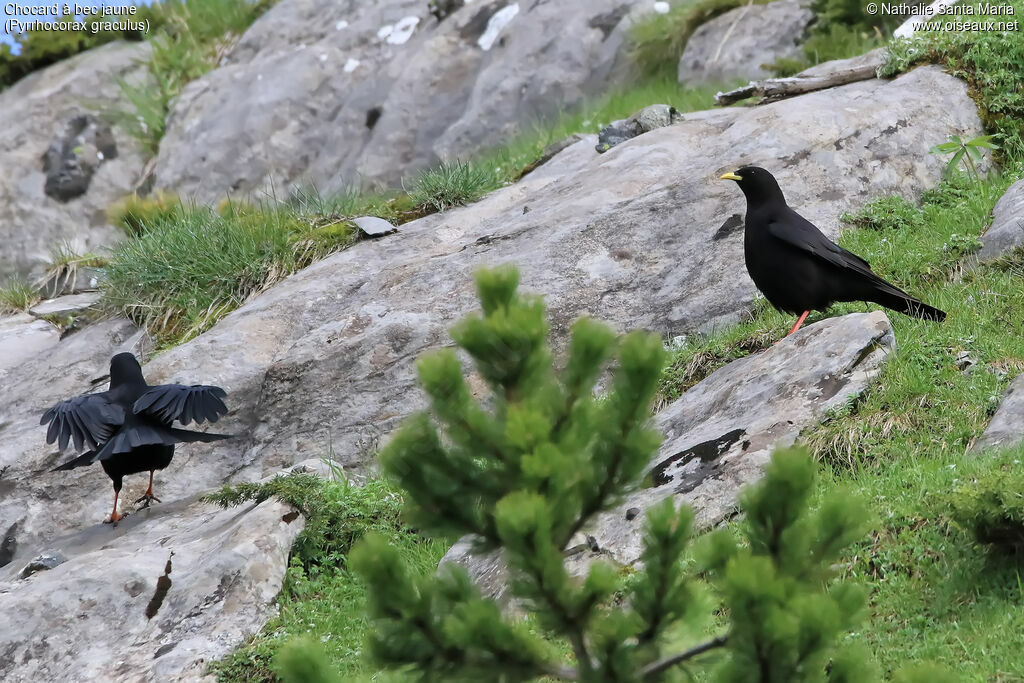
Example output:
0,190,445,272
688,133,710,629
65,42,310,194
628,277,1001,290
639,636,729,679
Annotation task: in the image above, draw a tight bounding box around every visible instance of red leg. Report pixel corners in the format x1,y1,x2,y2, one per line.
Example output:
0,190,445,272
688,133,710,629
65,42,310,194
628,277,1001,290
105,489,123,524
135,471,162,507
787,310,810,336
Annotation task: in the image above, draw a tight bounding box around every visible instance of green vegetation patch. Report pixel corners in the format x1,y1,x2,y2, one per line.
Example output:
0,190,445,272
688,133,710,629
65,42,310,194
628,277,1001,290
0,277,42,314
881,0,1024,160
205,474,448,682
99,196,358,347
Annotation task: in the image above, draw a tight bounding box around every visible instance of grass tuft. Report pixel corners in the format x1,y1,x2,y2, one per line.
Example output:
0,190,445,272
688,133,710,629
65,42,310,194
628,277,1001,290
0,277,42,314
100,194,358,347
408,160,494,214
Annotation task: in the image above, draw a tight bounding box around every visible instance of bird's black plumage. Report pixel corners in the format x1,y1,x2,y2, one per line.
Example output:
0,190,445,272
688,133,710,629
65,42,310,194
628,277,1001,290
43,353,232,523
720,166,946,335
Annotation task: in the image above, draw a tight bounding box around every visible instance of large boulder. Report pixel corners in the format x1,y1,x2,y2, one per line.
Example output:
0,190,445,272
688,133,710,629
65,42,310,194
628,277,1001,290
0,495,302,682
0,66,983,566
677,0,814,85
0,41,151,281
445,311,895,599
978,178,1024,260
153,0,658,201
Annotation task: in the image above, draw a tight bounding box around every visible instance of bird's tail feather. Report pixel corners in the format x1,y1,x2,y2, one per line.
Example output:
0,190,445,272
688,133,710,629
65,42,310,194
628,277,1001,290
51,450,97,472
869,286,946,322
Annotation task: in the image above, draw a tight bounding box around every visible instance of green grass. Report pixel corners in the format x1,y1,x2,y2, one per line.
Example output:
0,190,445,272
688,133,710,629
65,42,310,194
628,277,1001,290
407,160,494,213
205,474,449,682
658,167,1024,679
0,277,41,314
100,195,358,347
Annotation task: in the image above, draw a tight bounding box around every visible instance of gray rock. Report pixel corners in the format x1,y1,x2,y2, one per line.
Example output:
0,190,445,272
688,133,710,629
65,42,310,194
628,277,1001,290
971,373,1024,453
28,292,101,318
597,104,682,152
0,41,151,281
41,114,119,202
0,314,61,376
0,66,982,566
678,0,814,84
0,496,303,682
352,216,397,237
153,0,663,200
443,311,895,595
979,179,1024,260
17,550,67,579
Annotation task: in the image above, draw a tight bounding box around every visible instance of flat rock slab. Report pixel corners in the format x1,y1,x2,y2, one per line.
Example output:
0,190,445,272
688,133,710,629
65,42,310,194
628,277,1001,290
28,292,101,317
0,314,60,375
0,496,302,682
971,372,1024,453
444,312,895,600
979,178,1024,260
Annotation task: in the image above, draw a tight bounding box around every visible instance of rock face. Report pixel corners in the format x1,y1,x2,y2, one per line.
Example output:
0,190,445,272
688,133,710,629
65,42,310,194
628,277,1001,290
979,178,1024,260
153,0,657,201
0,41,151,281
971,373,1024,453
0,495,302,682
445,311,895,600
678,0,814,84
0,65,982,568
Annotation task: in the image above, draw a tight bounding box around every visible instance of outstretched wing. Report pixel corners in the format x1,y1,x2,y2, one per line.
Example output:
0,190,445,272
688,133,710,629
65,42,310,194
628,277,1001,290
40,393,125,452
133,384,229,426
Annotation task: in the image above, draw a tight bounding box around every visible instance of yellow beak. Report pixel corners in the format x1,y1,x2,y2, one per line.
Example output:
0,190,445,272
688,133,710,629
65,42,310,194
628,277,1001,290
720,172,742,181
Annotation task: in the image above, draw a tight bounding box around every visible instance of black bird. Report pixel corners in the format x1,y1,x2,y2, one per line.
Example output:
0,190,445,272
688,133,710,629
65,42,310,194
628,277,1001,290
43,353,232,524
720,166,946,336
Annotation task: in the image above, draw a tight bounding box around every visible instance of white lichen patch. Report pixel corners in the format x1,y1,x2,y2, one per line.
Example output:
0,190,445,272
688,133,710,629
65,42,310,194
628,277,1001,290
377,24,394,39
387,16,420,45
344,58,361,73
478,3,519,51
653,1,670,13
335,19,349,30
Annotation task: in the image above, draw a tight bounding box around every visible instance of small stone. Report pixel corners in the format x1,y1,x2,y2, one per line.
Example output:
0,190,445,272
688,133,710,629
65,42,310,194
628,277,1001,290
352,216,397,237
18,550,67,579
625,507,640,521
955,350,976,371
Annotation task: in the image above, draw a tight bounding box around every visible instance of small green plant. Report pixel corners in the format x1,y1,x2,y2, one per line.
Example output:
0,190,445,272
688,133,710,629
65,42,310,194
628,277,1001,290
0,277,41,314
271,266,890,682
929,134,999,182
946,453,1024,557
408,160,497,213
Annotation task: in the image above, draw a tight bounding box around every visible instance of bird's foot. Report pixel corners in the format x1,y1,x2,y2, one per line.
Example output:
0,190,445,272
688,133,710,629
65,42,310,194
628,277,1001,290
103,510,127,526
134,492,162,508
